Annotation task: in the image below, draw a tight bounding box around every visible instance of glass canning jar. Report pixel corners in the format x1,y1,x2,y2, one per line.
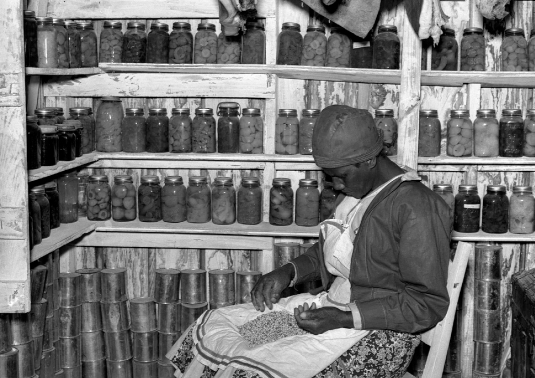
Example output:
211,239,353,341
194,23,217,64
78,21,98,67
237,177,262,225
24,11,38,67
372,25,400,69
501,28,528,71
138,175,162,222
418,109,441,157
112,175,137,222
351,41,372,68
447,110,473,157
57,172,78,223
239,108,263,154
35,108,57,125
482,185,509,233
121,108,146,152
523,109,535,156
217,102,240,153
474,109,499,157
509,186,534,234
123,22,147,63
86,175,111,221
432,28,458,71
147,22,170,63
169,108,192,153
529,29,535,71
301,25,326,66
96,97,123,152
52,107,65,124
277,22,303,65
217,27,241,64
320,181,338,221
326,27,351,68
169,22,193,64
52,18,69,68
146,108,169,153
162,176,186,223
56,125,76,161
270,178,293,226
27,116,42,170
453,184,480,233
295,179,319,227
29,193,42,245
433,184,454,224
187,176,211,223
65,21,81,68
63,120,83,157
36,17,58,68
45,181,60,229
212,177,236,225
99,21,123,63
77,172,88,218
374,109,398,156
69,107,94,154
499,109,523,157
242,21,266,64
30,186,51,239
39,125,58,166
299,109,319,155
192,108,216,153
275,109,299,155
461,27,485,71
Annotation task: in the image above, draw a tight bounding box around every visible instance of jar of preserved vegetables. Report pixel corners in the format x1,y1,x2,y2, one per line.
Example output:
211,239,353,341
276,109,299,155
52,107,65,124
69,107,94,154
86,175,111,221
242,21,266,64
138,176,162,222
121,108,146,152
27,116,42,170
65,21,81,68
123,22,147,63
372,25,400,69
523,109,535,156
169,108,191,153
374,109,398,156
460,27,485,71
78,21,98,67
57,125,76,161
239,108,263,154
509,186,534,234
36,17,58,68
270,178,293,226
295,179,319,226
194,23,217,64
499,109,523,157
99,21,123,63
320,181,338,221
501,28,528,71
29,193,42,245
447,110,472,157
277,22,302,65
529,29,535,71
217,27,241,64
326,27,351,68
351,42,372,69
473,109,499,157
432,28,458,71
169,22,193,64
77,172,88,218
35,108,57,125
301,25,326,66
482,185,508,233
187,176,211,223
146,108,169,153
39,125,58,166
57,172,78,223
63,120,83,157
212,177,236,225
217,102,240,153
237,177,262,225
44,181,60,229
52,18,69,68
30,186,51,239
433,184,454,224
418,109,441,157
24,11,38,67
162,176,186,223
112,175,137,222
453,184,480,233
96,97,123,152
192,108,216,153
147,22,169,63
299,109,319,155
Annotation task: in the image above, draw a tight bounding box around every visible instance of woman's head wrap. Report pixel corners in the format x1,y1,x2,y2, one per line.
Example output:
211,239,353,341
312,105,384,168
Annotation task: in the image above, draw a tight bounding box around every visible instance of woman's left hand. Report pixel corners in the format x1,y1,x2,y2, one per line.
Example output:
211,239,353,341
294,303,354,335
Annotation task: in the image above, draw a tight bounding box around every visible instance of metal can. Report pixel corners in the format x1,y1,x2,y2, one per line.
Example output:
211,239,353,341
473,341,501,375
236,271,261,304
0,348,19,378
475,243,502,281
41,347,55,378
132,331,158,362
30,299,48,337
62,364,82,378
76,269,102,302
273,243,300,268
100,301,130,332
53,339,61,371
157,302,181,333
31,265,49,303
32,334,43,369
130,298,157,332
0,315,9,353
475,280,500,311
59,336,81,368
474,309,502,343
45,284,55,316
58,306,81,337
154,269,180,304
9,312,32,345
100,268,128,302
81,331,105,361
209,269,235,308
104,330,132,361
180,269,206,304
81,358,106,378
59,273,82,307
157,361,175,378
106,358,133,378
133,359,158,378
180,303,208,333
55,369,65,378
81,302,102,332
42,315,54,350
13,341,35,378
158,332,178,364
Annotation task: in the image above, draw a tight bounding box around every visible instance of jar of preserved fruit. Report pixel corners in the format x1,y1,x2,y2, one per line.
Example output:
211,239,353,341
499,109,523,157
29,193,42,245
121,108,146,152
299,109,319,155
147,22,169,63
217,102,240,153
295,179,319,226
277,22,303,65
36,17,57,68
474,109,499,157
460,27,485,71
301,25,326,66
35,108,57,125
529,29,535,71
194,23,217,64
162,176,186,223
187,176,211,223
78,21,98,67
86,175,111,221
27,116,42,170
65,21,81,68
96,97,123,152
501,28,528,71
44,181,60,229
63,120,83,157
320,181,338,221
418,109,441,157
57,172,78,223
52,18,69,68
432,28,458,71
52,107,65,124
453,184,480,233
24,11,38,67
242,21,266,64
99,21,123,63
509,186,534,234
212,177,236,225
523,109,535,156
447,110,472,157
146,108,169,153
326,27,351,68
433,184,454,224
69,107,94,154
192,108,216,153
239,108,263,154
30,186,51,239
275,109,299,155
123,22,147,63
169,108,191,153
374,109,398,156
482,185,509,233
57,125,76,161
270,178,293,226
237,177,262,225
217,27,241,64
138,176,162,222
112,175,137,222
77,172,88,218
372,25,400,69
169,22,192,64
39,125,58,166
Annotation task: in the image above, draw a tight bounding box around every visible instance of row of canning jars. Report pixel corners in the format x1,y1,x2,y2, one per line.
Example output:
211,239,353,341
418,108,535,158
434,184,535,234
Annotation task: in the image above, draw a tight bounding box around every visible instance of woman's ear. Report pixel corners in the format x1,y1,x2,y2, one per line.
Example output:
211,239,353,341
367,157,377,169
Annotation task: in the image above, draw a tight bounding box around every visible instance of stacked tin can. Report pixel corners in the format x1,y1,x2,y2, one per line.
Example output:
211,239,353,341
209,269,235,309
273,242,300,297
30,265,49,378
100,268,132,378
58,272,82,378
235,270,261,304
0,312,18,377
473,243,502,377
130,297,158,378
180,269,207,335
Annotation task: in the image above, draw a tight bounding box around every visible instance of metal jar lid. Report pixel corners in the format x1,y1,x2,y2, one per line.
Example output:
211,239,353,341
36,17,53,25
173,22,191,30
35,108,56,116
195,108,214,116
278,109,298,117
24,10,36,18
52,18,66,27
420,109,438,117
378,25,397,34
299,178,318,187
450,109,470,118
246,21,265,31
56,125,75,131
101,96,121,102
306,25,325,33
81,107,94,114
44,181,57,189
127,21,145,29
486,185,506,193
214,177,233,185
30,186,46,194
513,185,532,193
39,126,57,134
375,109,394,117
141,175,160,184
51,107,64,115
103,21,122,29
77,21,94,29
164,176,183,185
151,22,169,31
69,107,89,115
149,108,167,115
272,178,291,186
302,109,320,117
463,27,483,35
527,109,535,116
442,27,455,36
218,102,240,110
476,109,496,117
27,115,38,124
65,21,79,28
282,22,301,32
241,177,260,185
501,109,522,117
197,23,216,31
171,108,190,115
505,28,524,37
89,175,109,182
114,175,133,183
189,176,208,185
458,184,478,192
433,184,453,192
242,108,261,116
125,108,144,116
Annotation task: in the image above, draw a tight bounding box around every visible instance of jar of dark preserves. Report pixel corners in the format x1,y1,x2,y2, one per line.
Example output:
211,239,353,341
217,102,240,153
187,176,211,223
433,184,454,225
237,177,262,225
374,109,398,156
56,125,76,161
65,21,81,68
36,17,58,68
217,27,241,64
99,21,123,63
147,22,169,63
509,186,534,234
162,176,186,223
372,25,400,69
194,23,217,64
146,108,169,153
461,27,485,71
326,27,351,68
52,107,65,124
242,21,266,64
52,18,69,68
27,116,42,170
192,108,216,153
351,42,372,68
301,25,326,66
169,22,193,64
418,109,441,157
123,22,147,63
276,109,299,155
270,178,293,226
62,120,83,157
529,29,535,71
499,109,523,157
96,97,123,152
299,109,319,155
45,181,60,229
501,28,528,71
320,182,338,221
277,22,302,65
57,172,78,223
35,108,57,126
474,109,499,157
24,11,38,67
524,109,535,156
78,21,98,67
39,125,58,166
432,28,458,71
239,108,263,154
29,193,42,245
295,179,319,227
482,185,509,234
447,109,472,157
212,177,236,225
30,186,51,239
170,108,191,153
112,175,137,222
69,107,94,154
86,175,111,221
122,108,146,152
138,176,162,222
453,184,480,233
77,172,88,218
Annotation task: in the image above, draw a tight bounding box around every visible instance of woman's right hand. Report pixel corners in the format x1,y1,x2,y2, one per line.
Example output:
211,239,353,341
251,264,295,312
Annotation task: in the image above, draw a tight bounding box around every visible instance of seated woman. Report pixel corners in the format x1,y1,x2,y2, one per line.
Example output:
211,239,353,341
169,105,451,378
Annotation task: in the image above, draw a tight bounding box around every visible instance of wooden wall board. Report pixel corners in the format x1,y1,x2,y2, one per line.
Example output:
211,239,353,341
0,281,31,313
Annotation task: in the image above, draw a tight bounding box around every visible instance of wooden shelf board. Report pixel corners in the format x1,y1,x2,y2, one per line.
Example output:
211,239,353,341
420,71,535,88
97,152,316,162
26,67,103,76
418,156,535,166
452,231,535,242
29,153,99,182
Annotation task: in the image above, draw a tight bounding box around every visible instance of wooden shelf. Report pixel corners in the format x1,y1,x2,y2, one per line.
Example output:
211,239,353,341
29,153,99,182
452,231,535,242
419,156,535,165
420,71,535,88
26,67,103,76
